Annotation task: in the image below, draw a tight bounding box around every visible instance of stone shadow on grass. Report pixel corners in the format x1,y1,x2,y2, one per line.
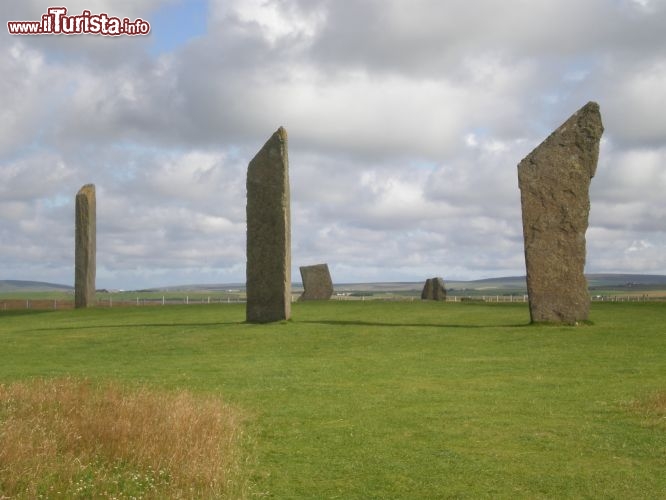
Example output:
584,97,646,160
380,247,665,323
0,310,59,318
298,319,531,329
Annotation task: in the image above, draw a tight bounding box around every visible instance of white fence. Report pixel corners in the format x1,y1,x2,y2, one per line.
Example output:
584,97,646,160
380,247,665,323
2,293,662,311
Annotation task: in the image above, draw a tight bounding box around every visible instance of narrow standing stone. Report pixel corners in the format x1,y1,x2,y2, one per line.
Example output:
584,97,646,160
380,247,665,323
246,127,291,323
518,102,604,324
75,184,96,308
421,277,447,301
299,263,333,301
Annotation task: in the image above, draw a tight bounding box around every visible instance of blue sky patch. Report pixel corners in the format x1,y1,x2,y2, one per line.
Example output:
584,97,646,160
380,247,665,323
148,0,208,56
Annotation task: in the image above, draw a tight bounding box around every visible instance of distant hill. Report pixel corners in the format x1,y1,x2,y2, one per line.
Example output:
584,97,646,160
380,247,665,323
0,280,73,292
139,283,246,293
447,276,527,290
585,274,666,287
333,274,666,293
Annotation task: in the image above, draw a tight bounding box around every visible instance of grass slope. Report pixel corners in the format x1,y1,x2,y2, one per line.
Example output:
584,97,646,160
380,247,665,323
1,301,665,498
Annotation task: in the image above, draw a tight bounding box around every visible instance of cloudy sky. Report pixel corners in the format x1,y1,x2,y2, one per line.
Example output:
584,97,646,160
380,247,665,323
1,0,665,289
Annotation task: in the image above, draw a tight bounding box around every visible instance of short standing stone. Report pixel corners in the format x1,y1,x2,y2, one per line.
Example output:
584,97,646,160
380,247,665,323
299,264,333,301
75,184,96,308
518,102,603,324
421,277,447,301
246,127,291,323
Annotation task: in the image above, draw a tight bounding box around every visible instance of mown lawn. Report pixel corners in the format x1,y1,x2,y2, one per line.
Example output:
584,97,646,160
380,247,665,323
1,301,664,498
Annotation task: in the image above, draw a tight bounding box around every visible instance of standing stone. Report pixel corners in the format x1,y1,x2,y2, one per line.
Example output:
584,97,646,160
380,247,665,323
518,102,603,324
75,184,96,308
421,277,447,301
246,127,291,323
299,263,333,301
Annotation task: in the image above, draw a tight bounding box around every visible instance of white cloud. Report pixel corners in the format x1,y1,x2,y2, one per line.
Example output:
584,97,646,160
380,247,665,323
591,143,666,232
231,0,325,44
0,42,52,156
0,153,73,201
601,59,666,147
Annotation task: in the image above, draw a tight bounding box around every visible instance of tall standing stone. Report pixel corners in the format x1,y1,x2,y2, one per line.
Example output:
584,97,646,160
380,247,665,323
75,184,96,308
246,127,291,323
518,102,603,324
299,263,333,301
421,277,447,301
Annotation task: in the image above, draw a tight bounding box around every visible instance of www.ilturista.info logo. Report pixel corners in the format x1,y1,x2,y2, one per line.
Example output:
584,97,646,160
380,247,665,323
7,7,150,36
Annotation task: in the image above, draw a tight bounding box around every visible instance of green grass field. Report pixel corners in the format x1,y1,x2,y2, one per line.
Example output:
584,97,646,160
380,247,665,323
1,301,664,498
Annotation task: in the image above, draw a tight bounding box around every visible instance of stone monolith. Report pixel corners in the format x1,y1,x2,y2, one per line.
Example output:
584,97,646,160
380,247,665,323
518,101,603,324
421,277,447,301
299,263,333,301
246,127,291,323
75,184,96,308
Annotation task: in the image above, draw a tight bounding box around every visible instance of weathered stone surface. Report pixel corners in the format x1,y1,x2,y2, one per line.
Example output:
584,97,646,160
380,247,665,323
75,184,96,308
421,277,447,301
518,101,603,324
246,127,291,323
299,263,333,301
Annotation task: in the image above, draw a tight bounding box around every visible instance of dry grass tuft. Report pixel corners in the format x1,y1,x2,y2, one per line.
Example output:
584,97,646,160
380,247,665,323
0,378,248,499
629,390,666,430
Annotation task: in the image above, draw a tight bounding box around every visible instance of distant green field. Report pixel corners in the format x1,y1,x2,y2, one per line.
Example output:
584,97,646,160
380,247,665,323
1,301,665,498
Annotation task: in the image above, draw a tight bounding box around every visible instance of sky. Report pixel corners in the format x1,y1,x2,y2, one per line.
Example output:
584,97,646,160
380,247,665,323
1,0,665,289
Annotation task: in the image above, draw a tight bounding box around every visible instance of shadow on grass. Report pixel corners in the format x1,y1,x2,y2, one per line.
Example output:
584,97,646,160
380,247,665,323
297,319,531,329
0,309,57,318
22,319,534,333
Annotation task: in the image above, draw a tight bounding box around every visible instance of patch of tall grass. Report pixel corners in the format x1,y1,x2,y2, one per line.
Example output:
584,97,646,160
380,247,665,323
0,378,247,499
